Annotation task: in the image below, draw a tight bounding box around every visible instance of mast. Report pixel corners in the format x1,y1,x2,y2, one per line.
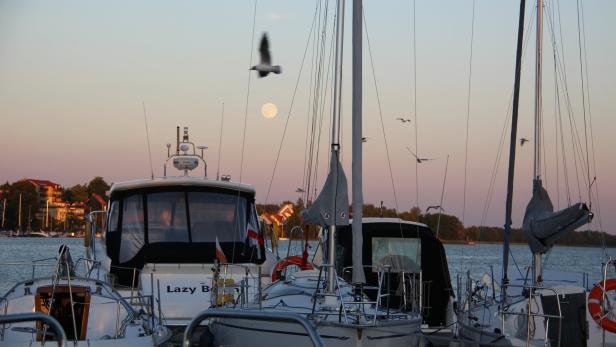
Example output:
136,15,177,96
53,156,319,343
501,0,526,303
532,0,544,286
351,0,365,284
18,193,22,234
327,0,345,293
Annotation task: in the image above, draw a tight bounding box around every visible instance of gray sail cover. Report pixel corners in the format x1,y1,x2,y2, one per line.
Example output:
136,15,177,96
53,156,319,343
301,152,349,227
523,179,592,254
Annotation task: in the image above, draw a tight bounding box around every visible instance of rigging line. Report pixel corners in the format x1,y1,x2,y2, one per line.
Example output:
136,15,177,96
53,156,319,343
578,0,606,253
141,101,155,179
478,5,536,228
264,4,320,204
474,5,536,271
302,3,318,199
239,0,257,185
547,2,562,209
575,0,592,207
304,0,322,204
310,0,331,203
233,0,258,264
580,2,606,251
462,0,476,227
363,10,400,215
216,102,225,180
312,16,336,204
412,0,419,212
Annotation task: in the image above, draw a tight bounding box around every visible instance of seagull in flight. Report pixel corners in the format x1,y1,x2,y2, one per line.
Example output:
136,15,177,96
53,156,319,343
250,33,282,78
362,137,370,143
406,147,434,163
426,205,444,213
520,138,529,146
396,117,411,123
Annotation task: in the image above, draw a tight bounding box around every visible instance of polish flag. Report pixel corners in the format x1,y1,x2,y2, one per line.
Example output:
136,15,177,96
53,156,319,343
215,236,228,263
247,223,263,258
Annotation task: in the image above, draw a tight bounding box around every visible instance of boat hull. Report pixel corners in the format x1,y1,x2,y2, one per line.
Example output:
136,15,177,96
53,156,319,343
209,317,422,347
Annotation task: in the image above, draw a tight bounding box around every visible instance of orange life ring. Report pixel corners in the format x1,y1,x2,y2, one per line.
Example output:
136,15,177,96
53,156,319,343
588,279,616,333
271,255,313,281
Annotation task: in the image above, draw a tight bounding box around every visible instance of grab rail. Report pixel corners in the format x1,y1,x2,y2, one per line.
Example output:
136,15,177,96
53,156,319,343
499,284,562,347
0,312,67,347
182,308,325,347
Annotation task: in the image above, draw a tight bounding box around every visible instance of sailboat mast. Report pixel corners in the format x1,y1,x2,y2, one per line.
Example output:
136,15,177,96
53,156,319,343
534,0,543,180
501,0,527,302
532,0,544,286
327,0,345,293
351,0,365,284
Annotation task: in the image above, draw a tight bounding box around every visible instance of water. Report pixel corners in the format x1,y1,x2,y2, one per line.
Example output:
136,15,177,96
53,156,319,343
0,237,85,294
1,237,615,295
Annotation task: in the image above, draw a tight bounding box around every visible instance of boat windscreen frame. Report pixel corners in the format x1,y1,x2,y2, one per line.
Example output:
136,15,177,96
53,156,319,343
105,185,265,269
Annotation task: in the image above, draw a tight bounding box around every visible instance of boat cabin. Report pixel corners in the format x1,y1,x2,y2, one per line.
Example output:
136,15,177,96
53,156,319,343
336,218,453,327
104,177,265,287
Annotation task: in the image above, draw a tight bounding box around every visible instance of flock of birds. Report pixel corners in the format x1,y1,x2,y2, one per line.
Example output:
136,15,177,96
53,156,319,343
252,31,531,199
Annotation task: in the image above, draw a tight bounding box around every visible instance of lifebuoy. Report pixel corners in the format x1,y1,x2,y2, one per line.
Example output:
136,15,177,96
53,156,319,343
588,279,616,333
271,255,313,281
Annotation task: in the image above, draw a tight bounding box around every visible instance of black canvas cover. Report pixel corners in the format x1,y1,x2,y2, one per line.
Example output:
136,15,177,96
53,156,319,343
336,220,453,327
541,291,588,347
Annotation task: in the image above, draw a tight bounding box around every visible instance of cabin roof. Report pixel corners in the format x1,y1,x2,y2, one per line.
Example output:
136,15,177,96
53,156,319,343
110,176,256,194
351,217,428,228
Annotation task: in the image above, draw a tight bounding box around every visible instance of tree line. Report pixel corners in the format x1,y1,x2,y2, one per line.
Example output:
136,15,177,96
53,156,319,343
257,200,616,247
0,177,110,231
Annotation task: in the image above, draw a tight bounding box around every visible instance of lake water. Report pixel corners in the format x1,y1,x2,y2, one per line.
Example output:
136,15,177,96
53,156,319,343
1,237,615,295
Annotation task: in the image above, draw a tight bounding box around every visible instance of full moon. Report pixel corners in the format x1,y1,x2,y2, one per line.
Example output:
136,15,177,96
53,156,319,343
261,103,278,119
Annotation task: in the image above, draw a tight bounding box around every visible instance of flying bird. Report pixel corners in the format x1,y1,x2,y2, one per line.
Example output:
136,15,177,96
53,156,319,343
362,137,369,143
520,138,529,146
406,147,434,163
426,205,444,213
250,33,282,78
396,117,411,123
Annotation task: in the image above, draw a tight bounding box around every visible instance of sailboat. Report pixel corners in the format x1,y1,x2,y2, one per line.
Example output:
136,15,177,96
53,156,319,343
0,245,170,346
198,1,424,346
455,0,611,346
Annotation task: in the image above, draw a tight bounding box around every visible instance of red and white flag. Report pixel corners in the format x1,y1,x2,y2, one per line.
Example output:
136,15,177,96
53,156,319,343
246,222,263,258
215,236,228,263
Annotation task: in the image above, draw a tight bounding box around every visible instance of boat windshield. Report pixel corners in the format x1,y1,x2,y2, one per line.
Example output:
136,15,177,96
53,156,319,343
107,187,263,266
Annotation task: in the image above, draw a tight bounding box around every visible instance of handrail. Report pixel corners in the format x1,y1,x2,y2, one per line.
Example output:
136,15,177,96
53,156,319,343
0,312,67,347
499,283,562,347
182,308,325,347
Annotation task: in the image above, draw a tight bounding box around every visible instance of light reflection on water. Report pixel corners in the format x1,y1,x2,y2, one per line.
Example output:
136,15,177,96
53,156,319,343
1,237,615,295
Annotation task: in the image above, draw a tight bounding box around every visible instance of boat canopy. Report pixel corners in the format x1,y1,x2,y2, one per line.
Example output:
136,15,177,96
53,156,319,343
335,218,453,327
105,180,264,285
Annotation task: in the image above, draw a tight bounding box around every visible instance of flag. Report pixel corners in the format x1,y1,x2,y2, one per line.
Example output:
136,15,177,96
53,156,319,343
215,236,228,263
246,222,263,259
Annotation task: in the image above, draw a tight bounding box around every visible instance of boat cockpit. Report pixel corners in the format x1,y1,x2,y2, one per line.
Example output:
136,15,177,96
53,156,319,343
103,179,265,287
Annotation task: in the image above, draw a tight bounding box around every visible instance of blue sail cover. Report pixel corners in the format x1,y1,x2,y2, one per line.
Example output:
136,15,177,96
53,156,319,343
301,152,349,227
523,179,592,254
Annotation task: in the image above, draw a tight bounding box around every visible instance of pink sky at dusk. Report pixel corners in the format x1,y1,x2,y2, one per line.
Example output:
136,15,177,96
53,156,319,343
1,1,614,232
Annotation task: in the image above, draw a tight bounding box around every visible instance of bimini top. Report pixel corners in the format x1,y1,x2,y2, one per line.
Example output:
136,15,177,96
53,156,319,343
110,176,256,195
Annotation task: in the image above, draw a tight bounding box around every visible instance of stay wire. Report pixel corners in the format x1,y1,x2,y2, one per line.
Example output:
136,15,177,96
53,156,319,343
363,10,402,221
462,0,476,228
233,0,258,264
264,4,321,203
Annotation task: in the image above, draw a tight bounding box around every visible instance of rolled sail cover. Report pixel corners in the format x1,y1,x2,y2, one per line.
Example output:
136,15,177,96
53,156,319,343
301,152,349,227
523,179,592,254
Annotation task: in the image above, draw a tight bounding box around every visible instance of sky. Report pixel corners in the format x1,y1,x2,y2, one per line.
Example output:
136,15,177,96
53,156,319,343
1,1,614,233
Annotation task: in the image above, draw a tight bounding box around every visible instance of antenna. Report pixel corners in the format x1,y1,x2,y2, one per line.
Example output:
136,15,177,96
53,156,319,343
217,102,225,180
142,101,155,179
